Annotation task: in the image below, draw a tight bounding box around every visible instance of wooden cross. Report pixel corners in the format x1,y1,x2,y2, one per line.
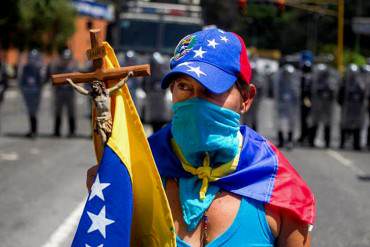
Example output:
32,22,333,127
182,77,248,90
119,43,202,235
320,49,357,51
51,29,150,85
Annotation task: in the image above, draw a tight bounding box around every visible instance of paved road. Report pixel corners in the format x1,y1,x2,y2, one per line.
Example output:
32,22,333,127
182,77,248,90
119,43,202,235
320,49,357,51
0,87,369,247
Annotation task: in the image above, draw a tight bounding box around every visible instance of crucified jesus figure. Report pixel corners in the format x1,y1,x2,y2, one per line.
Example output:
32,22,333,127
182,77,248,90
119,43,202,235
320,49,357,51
66,71,133,145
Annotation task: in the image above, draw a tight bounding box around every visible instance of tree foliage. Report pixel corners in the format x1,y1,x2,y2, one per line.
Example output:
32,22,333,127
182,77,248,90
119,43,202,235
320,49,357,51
0,0,76,52
201,0,370,58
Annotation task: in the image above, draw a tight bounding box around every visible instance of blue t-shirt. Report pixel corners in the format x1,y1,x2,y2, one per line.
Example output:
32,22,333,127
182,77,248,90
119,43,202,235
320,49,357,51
176,197,275,247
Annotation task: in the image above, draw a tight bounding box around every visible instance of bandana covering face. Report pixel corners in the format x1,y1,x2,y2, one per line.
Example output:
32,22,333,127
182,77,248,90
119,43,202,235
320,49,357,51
171,98,241,167
170,98,242,230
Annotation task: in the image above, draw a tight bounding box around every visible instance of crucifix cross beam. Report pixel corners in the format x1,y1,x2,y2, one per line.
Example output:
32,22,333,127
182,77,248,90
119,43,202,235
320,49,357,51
51,29,150,85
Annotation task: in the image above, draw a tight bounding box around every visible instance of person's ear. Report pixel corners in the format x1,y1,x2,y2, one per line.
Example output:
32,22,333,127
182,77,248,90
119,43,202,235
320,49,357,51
170,82,175,93
240,83,256,114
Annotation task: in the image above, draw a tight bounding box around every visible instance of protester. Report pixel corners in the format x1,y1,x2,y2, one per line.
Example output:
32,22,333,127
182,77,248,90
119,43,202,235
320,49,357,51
48,49,78,137
338,64,367,150
309,63,339,148
87,29,315,246
274,63,300,149
19,49,44,138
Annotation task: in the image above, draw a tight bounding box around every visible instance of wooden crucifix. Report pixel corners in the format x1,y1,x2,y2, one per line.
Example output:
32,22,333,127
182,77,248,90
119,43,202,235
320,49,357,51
51,29,151,146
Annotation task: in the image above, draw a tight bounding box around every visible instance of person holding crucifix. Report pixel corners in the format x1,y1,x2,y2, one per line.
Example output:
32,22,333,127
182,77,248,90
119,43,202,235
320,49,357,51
86,28,316,246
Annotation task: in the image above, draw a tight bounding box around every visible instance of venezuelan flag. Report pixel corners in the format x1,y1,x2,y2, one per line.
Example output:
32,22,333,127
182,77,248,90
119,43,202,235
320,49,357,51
72,42,176,246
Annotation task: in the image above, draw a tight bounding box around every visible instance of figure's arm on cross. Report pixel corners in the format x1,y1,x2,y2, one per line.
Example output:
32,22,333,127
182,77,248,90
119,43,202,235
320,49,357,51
108,71,134,96
66,78,90,95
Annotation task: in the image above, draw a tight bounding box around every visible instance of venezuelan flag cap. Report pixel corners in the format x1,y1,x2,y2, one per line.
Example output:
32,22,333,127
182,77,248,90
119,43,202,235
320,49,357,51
161,28,252,94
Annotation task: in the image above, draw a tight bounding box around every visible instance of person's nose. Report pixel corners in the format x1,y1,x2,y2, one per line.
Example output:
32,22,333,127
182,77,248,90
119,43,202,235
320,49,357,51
193,88,208,100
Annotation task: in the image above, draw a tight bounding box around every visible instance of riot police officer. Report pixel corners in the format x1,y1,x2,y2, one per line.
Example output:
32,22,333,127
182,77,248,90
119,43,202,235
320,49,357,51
19,49,45,138
119,50,143,117
142,52,172,132
298,60,313,145
0,57,9,133
49,49,78,137
274,63,300,149
310,64,339,148
361,64,370,149
339,64,367,150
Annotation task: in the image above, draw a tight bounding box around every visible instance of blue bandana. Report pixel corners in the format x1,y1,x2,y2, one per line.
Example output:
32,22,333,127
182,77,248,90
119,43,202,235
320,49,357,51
171,98,240,167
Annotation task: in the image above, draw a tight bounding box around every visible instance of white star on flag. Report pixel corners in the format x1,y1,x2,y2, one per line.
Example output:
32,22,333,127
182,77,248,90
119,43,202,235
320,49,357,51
207,39,219,49
87,206,115,239
193,47,207,58
218,29,225,33
89,174,110,201
178,62,193,67
187,66,206,78
220,36,229,43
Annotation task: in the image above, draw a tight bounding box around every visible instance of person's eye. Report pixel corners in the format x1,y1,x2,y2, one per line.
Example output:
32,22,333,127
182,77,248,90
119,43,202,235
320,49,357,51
177,81,192,91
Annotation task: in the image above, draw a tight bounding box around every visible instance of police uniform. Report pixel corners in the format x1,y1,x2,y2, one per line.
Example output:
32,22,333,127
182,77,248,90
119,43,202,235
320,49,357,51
0,60,9,133
19,50,44,138
142,52,172,132
310,64,339,148
274,64,300,148
49,49,78,137
339,64,367,150
361,65,370,149
298,61,313,144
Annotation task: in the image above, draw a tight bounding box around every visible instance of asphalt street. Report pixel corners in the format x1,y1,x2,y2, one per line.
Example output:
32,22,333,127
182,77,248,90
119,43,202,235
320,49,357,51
0,86,369,247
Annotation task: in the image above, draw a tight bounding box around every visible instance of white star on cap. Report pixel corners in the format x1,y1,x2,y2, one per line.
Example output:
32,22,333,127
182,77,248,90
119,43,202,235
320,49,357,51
218,29,225,33
193,47,207,58
178,62,193,67
220,36,229,43
207,39,219,49
87,206,115,238
86,244,103,247
89,174,110,201
187,65,206,78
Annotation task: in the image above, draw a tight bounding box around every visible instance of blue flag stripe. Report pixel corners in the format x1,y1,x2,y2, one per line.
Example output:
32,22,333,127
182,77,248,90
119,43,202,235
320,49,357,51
72,146,133,246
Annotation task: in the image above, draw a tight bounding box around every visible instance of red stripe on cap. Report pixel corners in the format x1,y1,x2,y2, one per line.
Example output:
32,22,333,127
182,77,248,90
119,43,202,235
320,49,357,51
233,33,252,85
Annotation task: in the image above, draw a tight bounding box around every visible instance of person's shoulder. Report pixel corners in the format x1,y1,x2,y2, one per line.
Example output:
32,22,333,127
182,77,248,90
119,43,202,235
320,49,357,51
240,125,271,151
148,123,171,143
241,125,285,154
148,124,173,155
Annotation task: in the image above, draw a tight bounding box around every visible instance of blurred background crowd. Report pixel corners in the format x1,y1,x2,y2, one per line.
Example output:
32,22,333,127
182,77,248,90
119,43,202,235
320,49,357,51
0,0,370,151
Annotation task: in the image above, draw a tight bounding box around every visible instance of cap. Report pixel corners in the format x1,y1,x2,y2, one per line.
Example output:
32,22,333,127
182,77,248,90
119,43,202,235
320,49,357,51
161,28,251,94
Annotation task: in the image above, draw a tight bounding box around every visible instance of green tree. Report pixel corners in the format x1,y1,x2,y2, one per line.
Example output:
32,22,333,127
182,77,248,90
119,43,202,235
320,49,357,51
200,1,370,58
0,0,76,52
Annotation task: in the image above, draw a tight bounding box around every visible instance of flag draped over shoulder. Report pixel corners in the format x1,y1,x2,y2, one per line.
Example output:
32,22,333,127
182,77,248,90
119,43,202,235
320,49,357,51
72,42,176,247
149,124,316,226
